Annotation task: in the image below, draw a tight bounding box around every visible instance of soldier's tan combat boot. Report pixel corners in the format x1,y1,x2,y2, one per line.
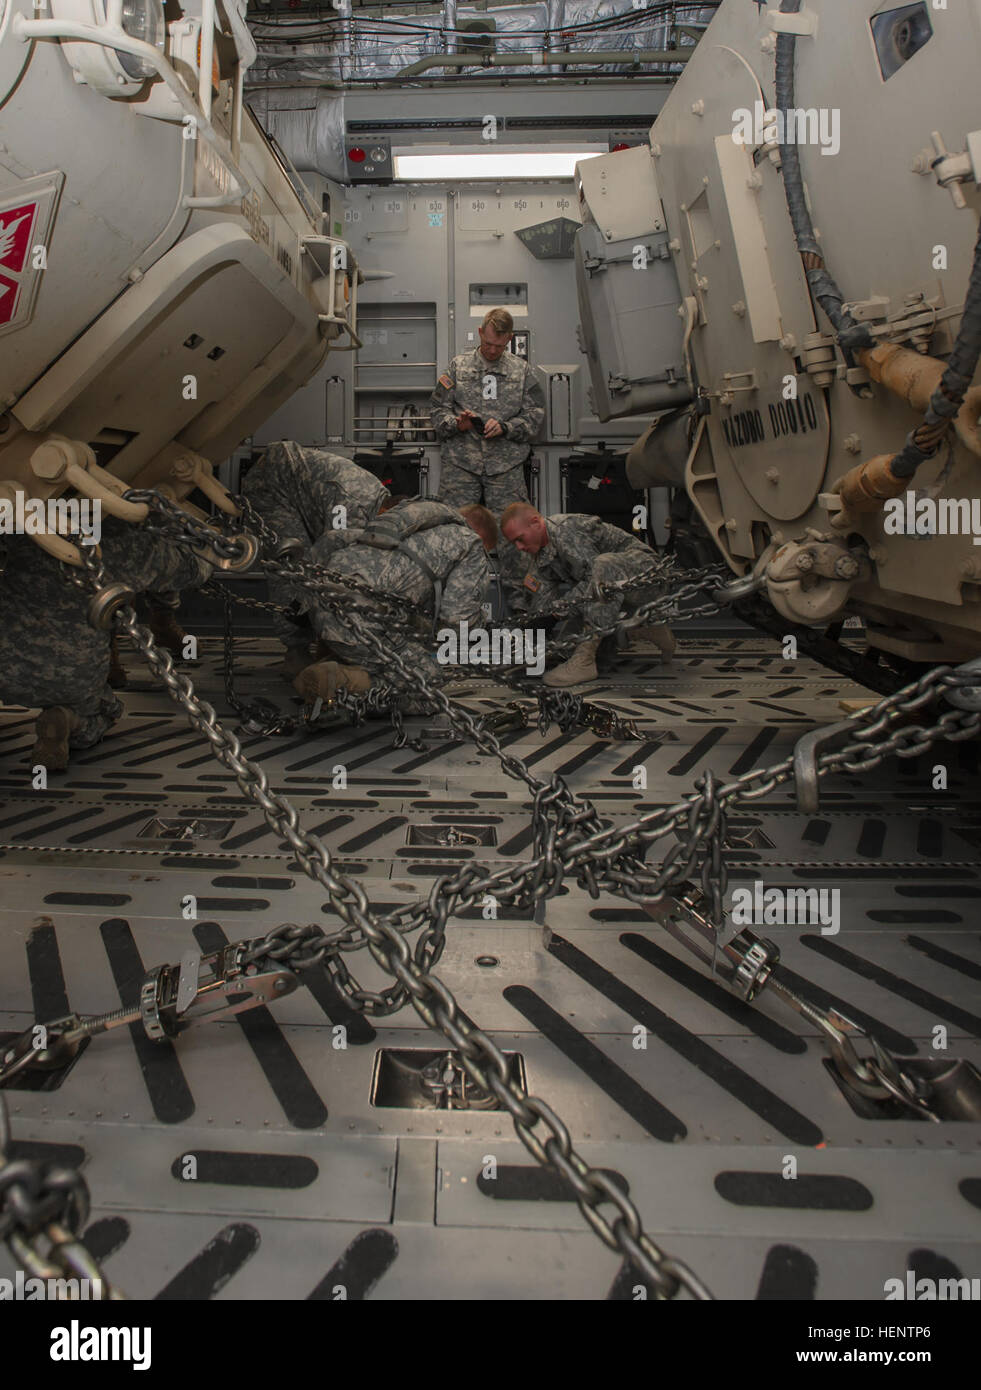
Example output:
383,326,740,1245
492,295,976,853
632,624,676,662
31,707,81,772
146,603,187,657
543,637,601,687
108,634,128,689
294,660,373,705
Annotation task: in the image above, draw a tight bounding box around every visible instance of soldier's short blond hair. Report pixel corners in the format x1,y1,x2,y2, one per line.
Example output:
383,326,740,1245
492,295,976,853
461,503,499,549
499,501,539,533
481,308,514,337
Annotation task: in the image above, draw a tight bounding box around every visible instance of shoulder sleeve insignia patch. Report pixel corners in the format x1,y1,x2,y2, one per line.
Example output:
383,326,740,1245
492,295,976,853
523,574,540,592
438,373,453,389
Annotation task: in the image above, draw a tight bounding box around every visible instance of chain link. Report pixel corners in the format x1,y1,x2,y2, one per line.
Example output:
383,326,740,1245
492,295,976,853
0,1094,123,1299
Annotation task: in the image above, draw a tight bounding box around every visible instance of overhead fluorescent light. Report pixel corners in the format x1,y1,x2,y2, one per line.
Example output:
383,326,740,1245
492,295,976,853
393,148,605,181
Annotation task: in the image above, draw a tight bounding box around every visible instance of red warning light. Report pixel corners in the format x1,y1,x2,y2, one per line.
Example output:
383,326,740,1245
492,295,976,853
611,142,631,152
348,147,367,163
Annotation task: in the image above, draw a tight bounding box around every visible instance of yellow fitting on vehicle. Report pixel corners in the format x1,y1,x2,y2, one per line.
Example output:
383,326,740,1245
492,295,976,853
831,454,907,524
858,344,981,458
170,452,241,516
30,439,149,522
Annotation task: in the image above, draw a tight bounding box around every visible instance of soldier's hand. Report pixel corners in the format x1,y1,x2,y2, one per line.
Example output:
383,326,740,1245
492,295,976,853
483,418,504,439
456,411,476,432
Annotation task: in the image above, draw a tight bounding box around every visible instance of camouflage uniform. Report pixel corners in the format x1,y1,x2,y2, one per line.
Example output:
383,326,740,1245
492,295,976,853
0,520,213,749
300,501,491,687
517,514,663,633
429,349,545,514
242,441,390,653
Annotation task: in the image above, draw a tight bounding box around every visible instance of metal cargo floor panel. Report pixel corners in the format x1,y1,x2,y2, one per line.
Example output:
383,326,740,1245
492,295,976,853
1,633,979,1300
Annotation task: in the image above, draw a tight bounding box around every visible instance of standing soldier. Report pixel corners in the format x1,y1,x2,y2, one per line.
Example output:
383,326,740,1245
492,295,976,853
429,308,545,516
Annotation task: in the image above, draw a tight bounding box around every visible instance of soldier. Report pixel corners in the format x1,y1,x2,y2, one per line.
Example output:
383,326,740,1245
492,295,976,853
429,308,545,516
0,520,213,771
430,310,544,628
291,501,497,704
499,502,676,687
241,440,391,678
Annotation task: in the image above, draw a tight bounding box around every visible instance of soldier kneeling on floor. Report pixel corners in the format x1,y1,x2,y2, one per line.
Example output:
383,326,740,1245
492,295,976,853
241,440,393,680
499,502,675,687
289,500,498,705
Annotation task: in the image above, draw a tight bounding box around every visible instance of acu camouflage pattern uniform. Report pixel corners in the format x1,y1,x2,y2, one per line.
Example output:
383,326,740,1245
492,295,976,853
513,514,664,634
241,441,390,653
298,501,491,686
0,520,213,750
429,348,545,515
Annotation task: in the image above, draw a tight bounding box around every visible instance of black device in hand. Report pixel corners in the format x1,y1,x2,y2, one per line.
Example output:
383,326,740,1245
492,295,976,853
465,414,485,433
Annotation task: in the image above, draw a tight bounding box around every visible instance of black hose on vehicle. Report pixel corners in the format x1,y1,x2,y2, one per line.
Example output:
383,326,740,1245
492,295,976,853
776,0,981,481
890,213,981,477
774,0,874,353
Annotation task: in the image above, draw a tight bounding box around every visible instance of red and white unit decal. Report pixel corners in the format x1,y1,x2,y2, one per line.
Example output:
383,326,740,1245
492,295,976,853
0,200,40,327
0,172,63,338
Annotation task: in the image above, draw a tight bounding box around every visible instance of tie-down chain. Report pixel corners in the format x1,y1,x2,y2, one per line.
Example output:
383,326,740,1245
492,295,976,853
5,497,981,1298
2,539,713,1300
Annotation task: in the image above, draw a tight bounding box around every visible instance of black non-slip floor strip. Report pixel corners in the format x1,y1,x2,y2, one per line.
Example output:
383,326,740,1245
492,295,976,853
553,742,613,778
169,1151,319,1188
607,1260,660,1301
959,1179,981,1211
70,720,175,762
668,727,727,777
178,731,274,770
7,1140,85,1166
728,727,778,777
389,740,468,775
802,819,831,846
917,819,944,858
907,1248,966,1284
904,935,981,983
756,1244,818,1300
497,823,536,857
154,1223,261,1300
301,966,377,1044
856,820,887,859
0,802,67,832
14,807,103,841
545,934,824,1145
277,813,354,851
25,918,70,1023
68,809,153,845
619,934,806,1052
338,815,407,855
502,986,686,1142
715,1170,873,1211
476,1163,630,1201
123,733,232,769
192,921,328,1130
99,917,194,1125
82,1217,131,1264
519,732,582,769
801,936,981,1036
306,1229,399,1301
611,741,668,776
103,726,214,762
285,724,398,775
